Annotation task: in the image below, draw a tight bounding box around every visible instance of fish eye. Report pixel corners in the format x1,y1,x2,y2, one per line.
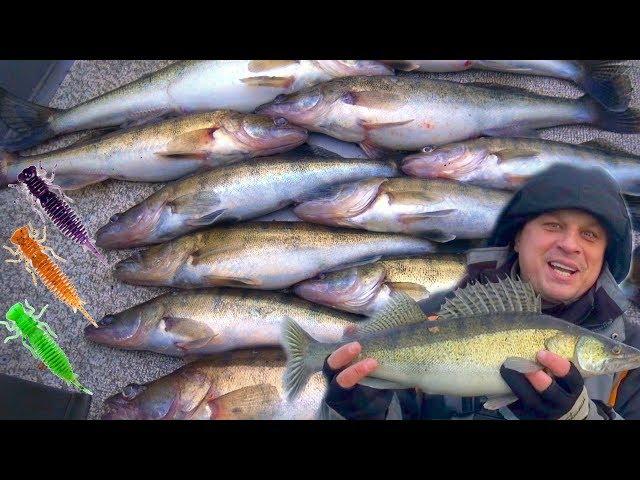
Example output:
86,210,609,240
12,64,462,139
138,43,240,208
274,117,288,127
612,345,622,355
274,94,287,103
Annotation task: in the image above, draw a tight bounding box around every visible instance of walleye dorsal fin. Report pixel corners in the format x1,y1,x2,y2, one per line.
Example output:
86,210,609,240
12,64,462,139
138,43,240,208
437,275,541,319
580,138,635,156
353,291,427,336
467,82,538,96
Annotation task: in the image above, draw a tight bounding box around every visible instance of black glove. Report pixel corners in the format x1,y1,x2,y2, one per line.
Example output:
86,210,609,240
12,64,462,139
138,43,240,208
322,356,394,420
500,362,590,420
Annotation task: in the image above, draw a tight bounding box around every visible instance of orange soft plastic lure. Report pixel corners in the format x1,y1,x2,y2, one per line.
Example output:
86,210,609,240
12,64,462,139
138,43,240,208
3,224,97,327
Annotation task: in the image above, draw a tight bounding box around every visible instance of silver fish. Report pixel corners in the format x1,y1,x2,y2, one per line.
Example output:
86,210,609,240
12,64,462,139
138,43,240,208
85,289,363,356
402,137,640,194
293,255,467,316
102,348,326,420
0,111,307,190
293,177,512,242
384,60,632,111
0,60,393,151
113,222,437,290
95,151,398,248
256,75,640,158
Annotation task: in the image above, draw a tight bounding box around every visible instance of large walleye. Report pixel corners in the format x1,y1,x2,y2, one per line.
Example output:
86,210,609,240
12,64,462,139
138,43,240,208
95,149,398,248
113,222,437,289
282,277,640,407
255,75,640,158
293,177,512,241
384,60,632,111
0,60,392,152
0,111,308,190
85,289,363,356
293,255,467,316
402,137,640,194
102,349,325,420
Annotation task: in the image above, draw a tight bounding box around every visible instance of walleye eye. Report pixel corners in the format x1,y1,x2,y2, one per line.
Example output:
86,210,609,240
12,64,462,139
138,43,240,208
612,345,622,355
274,94,287,103
421,146,436,153
122,384,146,399
110,214,121,223
274,117,288,127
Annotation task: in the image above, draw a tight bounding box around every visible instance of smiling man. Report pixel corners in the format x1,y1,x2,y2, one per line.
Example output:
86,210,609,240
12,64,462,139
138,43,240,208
320,164,640,420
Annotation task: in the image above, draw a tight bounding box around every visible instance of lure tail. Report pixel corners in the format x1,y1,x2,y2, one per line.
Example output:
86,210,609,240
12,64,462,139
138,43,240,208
580,61,632,112
0,87,59,151
77,305,98,328
71,378,93,395
83,240,108,266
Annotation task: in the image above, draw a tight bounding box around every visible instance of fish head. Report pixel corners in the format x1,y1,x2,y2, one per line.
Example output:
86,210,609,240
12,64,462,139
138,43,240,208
96,198,172,249
313,60,394,78
17,165,37,183
293,264,386,315
293,178,386,226
84,297,166,350
254,82,334,128
575,335,640,376
402,142,490,180
102,364,214,420
224,114,308,157
10,225,30,245
113,237,195,286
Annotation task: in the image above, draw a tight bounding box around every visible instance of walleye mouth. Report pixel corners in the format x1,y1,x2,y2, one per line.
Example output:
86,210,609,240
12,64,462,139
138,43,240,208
96,203,166,249
84,312,143,347
402,147,483,179
547,261,579,278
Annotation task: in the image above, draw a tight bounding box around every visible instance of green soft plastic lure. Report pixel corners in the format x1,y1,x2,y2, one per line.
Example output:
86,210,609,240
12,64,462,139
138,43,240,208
1,301,92,394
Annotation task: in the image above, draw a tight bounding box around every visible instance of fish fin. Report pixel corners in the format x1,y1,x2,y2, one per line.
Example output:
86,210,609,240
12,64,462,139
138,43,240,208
386,282,430,302
295,178,385,218
157,128,217,156
353,291,426,336
504,174,533,187
201,275,263,288
482,125,541,139
437,275,542,319
167,191,226,225
359,140,391,159
581,95,640,133
418,230,457,243
483,394,519,411
240,76,295,89
494,148,540,163
247,60,300,73
382,61,421,72
0,87,59,151
320,256,383,274
175,336,218,351
208,384,280,420
342,91,404,110
54,173,110,191
580,138,634,155
580,61,632,112
502,356,543,374
622,193,640,230
281,142,339,160
357,376,406,389
281,317,319,400
360,119,414,131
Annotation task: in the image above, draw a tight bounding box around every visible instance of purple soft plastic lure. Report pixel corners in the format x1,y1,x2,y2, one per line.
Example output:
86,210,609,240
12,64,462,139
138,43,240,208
13,165,108,265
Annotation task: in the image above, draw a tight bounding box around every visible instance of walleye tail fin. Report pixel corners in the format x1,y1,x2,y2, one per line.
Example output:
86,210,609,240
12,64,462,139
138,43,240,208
0,87,58,151
583,95,640,134
580,61,632,112
281,317,318,401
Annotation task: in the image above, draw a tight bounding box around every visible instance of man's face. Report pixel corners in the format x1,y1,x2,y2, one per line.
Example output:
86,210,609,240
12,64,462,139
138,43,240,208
514,209,608,304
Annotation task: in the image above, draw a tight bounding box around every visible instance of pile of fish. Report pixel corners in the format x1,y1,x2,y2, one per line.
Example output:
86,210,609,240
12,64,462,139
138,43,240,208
2,59,639,420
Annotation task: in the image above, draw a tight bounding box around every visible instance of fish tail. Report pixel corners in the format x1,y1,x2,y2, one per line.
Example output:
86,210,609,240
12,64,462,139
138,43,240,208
583,95,640,134
579,61,632,112
0,87,58,151
281,317,319,401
